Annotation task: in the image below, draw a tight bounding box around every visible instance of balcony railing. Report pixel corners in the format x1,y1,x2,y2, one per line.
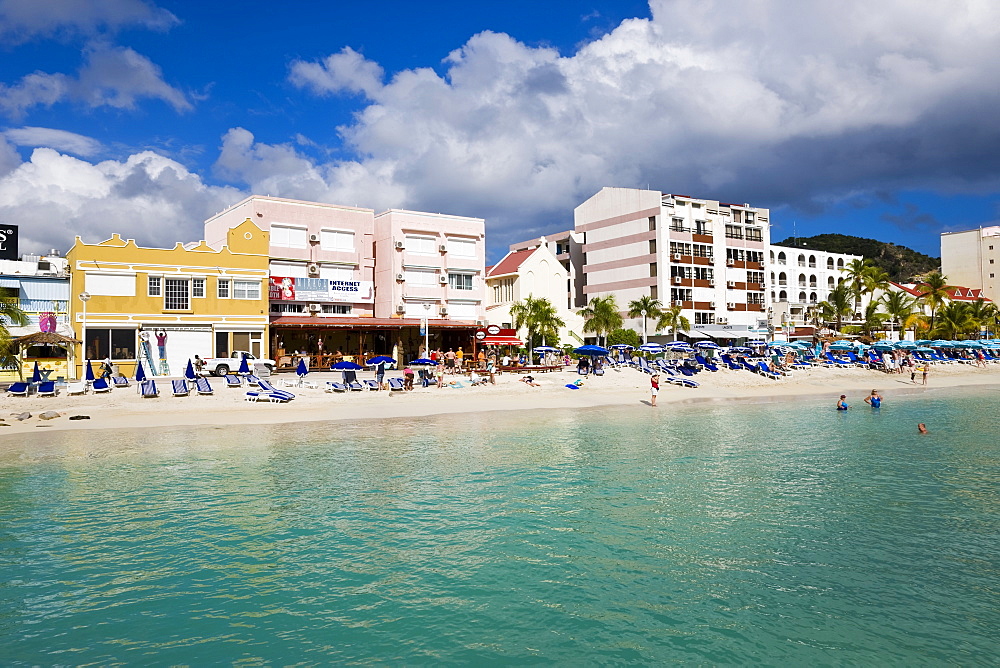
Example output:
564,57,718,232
10,299,68,313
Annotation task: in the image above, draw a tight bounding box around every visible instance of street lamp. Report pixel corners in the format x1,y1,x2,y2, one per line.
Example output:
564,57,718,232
78,291,91,380
640,309,648,345
422,303,431,357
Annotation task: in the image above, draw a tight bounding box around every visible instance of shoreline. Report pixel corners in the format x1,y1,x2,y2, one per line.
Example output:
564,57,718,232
2,364,999,441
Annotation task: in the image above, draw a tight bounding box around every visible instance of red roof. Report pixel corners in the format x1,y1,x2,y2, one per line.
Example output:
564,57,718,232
486,247,536,278
890,282,991,302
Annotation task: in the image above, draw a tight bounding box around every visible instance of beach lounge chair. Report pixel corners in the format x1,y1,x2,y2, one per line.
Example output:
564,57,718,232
694,354,719,372
635,357,654,374
37,381,56,397
387,378,405,391
757,362,782,380
112,376,130,388
195,377,214,395
245,374,262,386
92,378,112,393
245,388,295,403
66,381,88,395
719,354,743,371
6,382,29,396
844,352,867,366
824,352,852,367
325,382,348,392
141,380,159,397
363,379,380,390
223,374,242,388
171,379,190,396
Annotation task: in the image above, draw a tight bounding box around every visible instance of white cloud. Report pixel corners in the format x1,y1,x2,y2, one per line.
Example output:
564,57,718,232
0,146,242,253
0,0,177,44
278,0,1000,250
0,44,191,118
4,126,103,157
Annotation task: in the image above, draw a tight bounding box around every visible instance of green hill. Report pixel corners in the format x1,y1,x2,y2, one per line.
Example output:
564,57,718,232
774,234,939,282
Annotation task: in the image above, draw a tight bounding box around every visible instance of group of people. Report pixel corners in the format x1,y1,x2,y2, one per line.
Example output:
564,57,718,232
836,389,884,410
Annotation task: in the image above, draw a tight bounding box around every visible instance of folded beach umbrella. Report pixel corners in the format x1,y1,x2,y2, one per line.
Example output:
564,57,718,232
296,357,308,377
185,359,198,382
407,358,437,366
134,361,147,382
238,355,251,375
85,359,95,382
366,355,396,365
574,345,609,356
534,346,562,353
330,360,364,370
30,360,42,383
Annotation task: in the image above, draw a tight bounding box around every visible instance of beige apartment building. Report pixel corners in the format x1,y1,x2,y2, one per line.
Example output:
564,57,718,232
941,226,1000,303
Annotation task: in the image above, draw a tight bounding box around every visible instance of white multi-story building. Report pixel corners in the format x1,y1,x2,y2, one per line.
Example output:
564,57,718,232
573,187,770,340
941,226,1000,303
768,245,862,328
485,237,586,346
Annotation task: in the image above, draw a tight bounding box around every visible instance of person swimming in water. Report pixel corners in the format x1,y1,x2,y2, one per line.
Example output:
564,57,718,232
836,395,849,411
918,423,928,434
864,389,882,408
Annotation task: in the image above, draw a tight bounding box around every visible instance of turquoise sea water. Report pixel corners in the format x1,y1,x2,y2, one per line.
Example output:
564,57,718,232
1,387,998,665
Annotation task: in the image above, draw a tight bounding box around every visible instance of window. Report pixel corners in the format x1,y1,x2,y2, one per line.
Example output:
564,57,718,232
695,220,712,235
446,238,477,257
404,269,437,286
234,280,261,300
271,224,307,248
670,217,689,232
164,278,189,310
650,263,658,277
725,224,743,239
693,267,714,281
745,228,763,242
695,312,715,325
748,271,764,284
779,290,787,301
746,251,764,264
320,230,355,251
649,216,657,231
670,265,692,279
649,240,657,254
323,304,351,314
827,258,834,269
448,273,473,290
798,254,806,267
405,235,436,254
148,275,161,297
777,252,786,265
492,278,515,304
192,278,206,298
808,255,817,267
218,279,231,299
670,288,692,302
692,244,713,258
778,272,787,285
83,329,136,361
748,293,766,305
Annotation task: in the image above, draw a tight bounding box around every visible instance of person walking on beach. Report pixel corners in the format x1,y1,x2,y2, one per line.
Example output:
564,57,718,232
650,374,659,406
922,364,929,386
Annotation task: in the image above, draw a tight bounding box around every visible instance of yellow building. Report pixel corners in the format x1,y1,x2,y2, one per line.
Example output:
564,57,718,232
67,219,270,378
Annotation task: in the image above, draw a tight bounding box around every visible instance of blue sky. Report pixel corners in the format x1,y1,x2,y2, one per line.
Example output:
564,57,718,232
2,0,999,262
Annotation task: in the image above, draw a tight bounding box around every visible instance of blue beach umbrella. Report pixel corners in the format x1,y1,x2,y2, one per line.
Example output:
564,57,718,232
533,346,562,353
608,344,634,350
296,357,308,378
30,361,42,383
134,361,147,382
407,358,437,366
85,359,95,382
185,359,198,382
237,355,251,375
728,346,752,353
366,356,396,365
746,339,766,347
894,341,917,349
331,360,364,370
669,344,694,353
695,341,720,349
639,343,664,353
915,347,935,353
574,345,609,356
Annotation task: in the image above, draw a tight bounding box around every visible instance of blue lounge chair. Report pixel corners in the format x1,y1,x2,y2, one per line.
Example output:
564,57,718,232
245,374,262,386
171,379,190,396
223,374,242,388
194,377,214,395
387,378,404,391
141,380,159,397
37,381,56,397
844,352,866,366
719,354,743,371
363,379,380,390
694,354,719,372
325,382,348,393
635,357,654,374
824,352,852,367
245,387,295,402
257,379,295,400
758,362,782,380
112,376,130,388
7,382,29,396
92,378,112,393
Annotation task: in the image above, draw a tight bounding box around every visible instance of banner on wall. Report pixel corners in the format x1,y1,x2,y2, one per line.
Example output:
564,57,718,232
269,277,374,303
0,224,17,260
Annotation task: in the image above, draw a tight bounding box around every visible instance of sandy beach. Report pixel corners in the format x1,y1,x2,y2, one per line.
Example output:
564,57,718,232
3,362,999,439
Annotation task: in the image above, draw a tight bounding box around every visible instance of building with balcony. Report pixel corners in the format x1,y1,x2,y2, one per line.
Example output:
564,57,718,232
67,219,270,379
941,226,1000,303
485,237,586,347
573,187,771,340
767,245,861,331
0,252,71,381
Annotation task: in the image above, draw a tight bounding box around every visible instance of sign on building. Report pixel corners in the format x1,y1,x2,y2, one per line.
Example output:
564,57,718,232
0,224,18,260
269,277,374,303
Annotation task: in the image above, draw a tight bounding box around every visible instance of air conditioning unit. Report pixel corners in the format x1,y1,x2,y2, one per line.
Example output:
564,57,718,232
396,273,405,281
307,262,320,275
674,300,684,306
439,275,448,284
717,317,728,324
727,280,736,288
709,301,716,308
475,319,485,327
672,253,682,260
726,259,735,266
308,303,322,313
394,240,404,249
308,233,320,243
672,276,682,284
396,305,406,314
708,279,715,287
439,307,448,316
439,244,447,253
727,302,737,309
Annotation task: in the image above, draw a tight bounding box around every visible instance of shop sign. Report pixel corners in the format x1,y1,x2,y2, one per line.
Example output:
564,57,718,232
269,277,374,303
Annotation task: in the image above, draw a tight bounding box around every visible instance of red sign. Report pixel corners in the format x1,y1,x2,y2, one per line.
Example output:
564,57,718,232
39,312,56,333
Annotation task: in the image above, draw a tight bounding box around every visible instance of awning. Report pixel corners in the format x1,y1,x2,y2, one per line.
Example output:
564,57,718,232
479,336,523,345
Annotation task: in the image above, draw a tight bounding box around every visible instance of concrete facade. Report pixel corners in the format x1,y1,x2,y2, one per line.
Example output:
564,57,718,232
768,245,862,328
941,226,1000,303
509,229,586,309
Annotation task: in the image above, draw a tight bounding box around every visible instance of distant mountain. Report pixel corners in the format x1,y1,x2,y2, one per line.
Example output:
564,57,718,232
774,234,940,282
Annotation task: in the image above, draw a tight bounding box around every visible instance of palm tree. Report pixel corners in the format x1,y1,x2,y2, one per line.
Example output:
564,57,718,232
860,301,888,339
863,266,891,297
841,258,870,316
967,298,997,338
510,295,565,364
655,304,690,341
917,272,952,334
627,295,662,345
880,290,920,339
817,282,853,332
0,299,29,379
932,301,977,340
577,295,623,347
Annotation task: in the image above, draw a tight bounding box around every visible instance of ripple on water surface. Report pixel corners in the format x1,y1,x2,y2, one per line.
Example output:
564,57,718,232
0,387,998,664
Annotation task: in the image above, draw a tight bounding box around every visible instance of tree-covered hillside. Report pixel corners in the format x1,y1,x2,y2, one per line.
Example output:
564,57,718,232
774,234,939,282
